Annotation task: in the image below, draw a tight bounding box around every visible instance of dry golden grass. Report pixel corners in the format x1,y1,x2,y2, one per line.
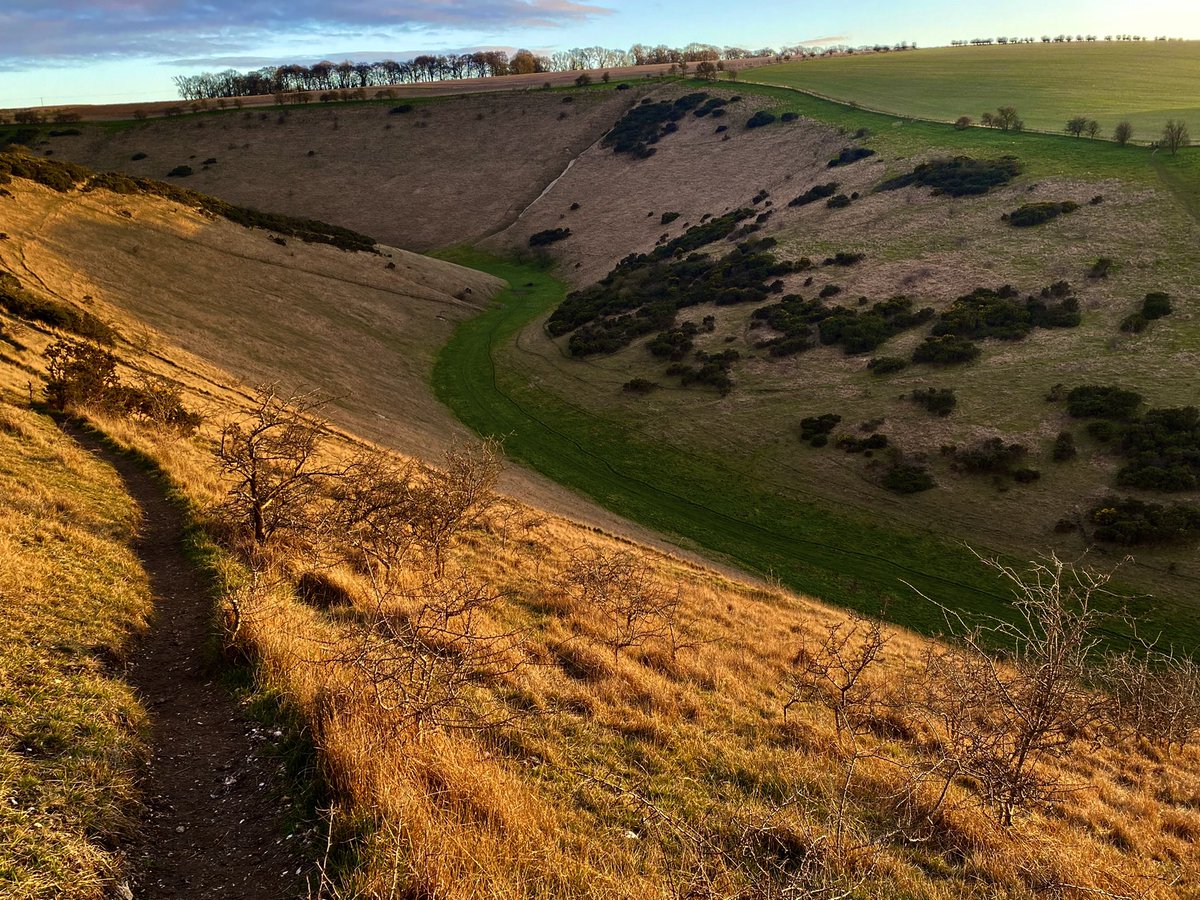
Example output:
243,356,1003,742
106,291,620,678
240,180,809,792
0,398,152,898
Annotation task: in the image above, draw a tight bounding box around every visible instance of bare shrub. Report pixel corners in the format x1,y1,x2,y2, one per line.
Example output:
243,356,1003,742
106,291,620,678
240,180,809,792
1102,643,1200,752
558,546,685,661
332,569,525,738
908,554,1113,826
784,615,889,738
217,387,344,545
408,439,503,576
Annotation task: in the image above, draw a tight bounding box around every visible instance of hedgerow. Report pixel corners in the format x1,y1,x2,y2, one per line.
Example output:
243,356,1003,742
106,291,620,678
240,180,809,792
0,271,114,343
529,228,571,247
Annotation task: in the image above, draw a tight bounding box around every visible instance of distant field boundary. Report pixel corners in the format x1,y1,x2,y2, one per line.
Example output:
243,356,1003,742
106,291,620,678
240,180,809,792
745,75,1158,146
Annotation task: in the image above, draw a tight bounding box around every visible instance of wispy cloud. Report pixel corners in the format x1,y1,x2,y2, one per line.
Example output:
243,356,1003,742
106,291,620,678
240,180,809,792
0,1,613,63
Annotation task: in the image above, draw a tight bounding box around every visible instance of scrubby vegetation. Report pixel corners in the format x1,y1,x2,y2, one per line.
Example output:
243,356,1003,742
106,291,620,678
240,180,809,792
603,93,711,158
529,227,571,247
931,282,1081,341
1005,200,1079,227
43,338,201,432
1091,496,1200,545
882,462,935,493
548,221,786,357
948,437,1028,476
753,294,933,357
867,356,907,375
1121,291,1173,333
787,182,839,207
837,432,888,453
827,146,876,167
911,387,957,416
1065,384,1143,420
911,334,981,365
745,110,777,129
876,155,1021,197
0,271,114,343
1052,431,1077,461
799,413,840,446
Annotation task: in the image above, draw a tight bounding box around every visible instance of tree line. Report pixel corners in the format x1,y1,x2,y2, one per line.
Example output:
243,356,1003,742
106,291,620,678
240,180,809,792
171,40,916,100
951,34,1182,46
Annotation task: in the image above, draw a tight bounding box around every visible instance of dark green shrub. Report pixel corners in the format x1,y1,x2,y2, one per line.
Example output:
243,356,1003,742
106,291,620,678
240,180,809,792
931,284,1080,341
911,387,957,416
788,182,839,207
647,323,697,360
1005,201,1079,227
828,147,876,167
167,165,193,177
623,378,658,394
389,104,414,114
867,356,907,375
883,463,935,494
838,433,889,454
800,413,841,445
529,228,571,247
1013,468,1041,484
825,194,852,209
1120,313,1147,333
1142,291,1172,320
1091,496,1200,545
912,335,981,365
875,155,1020,197
661,211,681,225
1114,406,1200,491
1052,431,1077,461
0,150,87,191
131,152,148,161
1087,420,1122,442
825,252,865,266
1087,257,1113,278
48,129,81,137
781,112,799,122
1065,385,1142,420
746,111,777,129
951,438,1026,474
818,284,841,298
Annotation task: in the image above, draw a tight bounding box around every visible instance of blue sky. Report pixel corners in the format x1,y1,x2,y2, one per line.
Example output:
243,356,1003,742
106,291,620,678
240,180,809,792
1,0,1197,107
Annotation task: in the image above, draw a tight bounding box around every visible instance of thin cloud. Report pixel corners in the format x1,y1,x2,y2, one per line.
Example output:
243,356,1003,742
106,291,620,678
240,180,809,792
0,1,613,62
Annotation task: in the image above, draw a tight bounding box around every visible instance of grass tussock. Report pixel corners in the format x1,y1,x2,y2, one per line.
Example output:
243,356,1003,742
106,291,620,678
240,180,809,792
0,400,152,899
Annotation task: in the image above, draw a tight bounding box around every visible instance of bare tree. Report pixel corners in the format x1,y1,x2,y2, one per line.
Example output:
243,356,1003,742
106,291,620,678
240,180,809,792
1113,121,1133,145
408,439,504,576
558,546,684,661
1162,119,1190,155
217,387,344,545
908,554,1113,826
1085,119,1101,139
1065,115,1089,137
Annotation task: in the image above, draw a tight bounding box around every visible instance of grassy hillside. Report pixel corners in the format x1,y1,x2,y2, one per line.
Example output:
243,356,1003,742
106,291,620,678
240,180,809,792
3,140,1200,900
746,42,1200,138
0,399,151,897
27,87,638,252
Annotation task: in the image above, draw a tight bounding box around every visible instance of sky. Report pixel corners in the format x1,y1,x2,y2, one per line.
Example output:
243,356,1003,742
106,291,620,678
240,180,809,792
1,0,1198,107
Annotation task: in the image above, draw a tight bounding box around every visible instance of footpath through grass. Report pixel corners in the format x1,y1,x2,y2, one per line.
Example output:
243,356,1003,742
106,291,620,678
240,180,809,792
430,249,1200,644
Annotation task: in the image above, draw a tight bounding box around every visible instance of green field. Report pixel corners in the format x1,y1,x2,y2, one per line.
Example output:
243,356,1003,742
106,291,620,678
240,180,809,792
431,249,1200,650
745,42,1200,139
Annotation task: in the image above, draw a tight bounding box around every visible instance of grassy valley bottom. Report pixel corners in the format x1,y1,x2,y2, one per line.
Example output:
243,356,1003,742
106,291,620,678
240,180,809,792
431,249,1200,648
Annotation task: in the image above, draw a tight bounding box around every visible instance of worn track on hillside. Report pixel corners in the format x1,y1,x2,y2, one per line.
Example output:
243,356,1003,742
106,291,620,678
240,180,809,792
64,423,310,899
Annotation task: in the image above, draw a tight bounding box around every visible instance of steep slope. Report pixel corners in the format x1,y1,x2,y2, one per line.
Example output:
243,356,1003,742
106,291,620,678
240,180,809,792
44,89,637,251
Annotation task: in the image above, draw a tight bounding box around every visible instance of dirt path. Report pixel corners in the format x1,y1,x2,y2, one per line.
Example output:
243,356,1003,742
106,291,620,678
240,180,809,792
66,423,310,899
